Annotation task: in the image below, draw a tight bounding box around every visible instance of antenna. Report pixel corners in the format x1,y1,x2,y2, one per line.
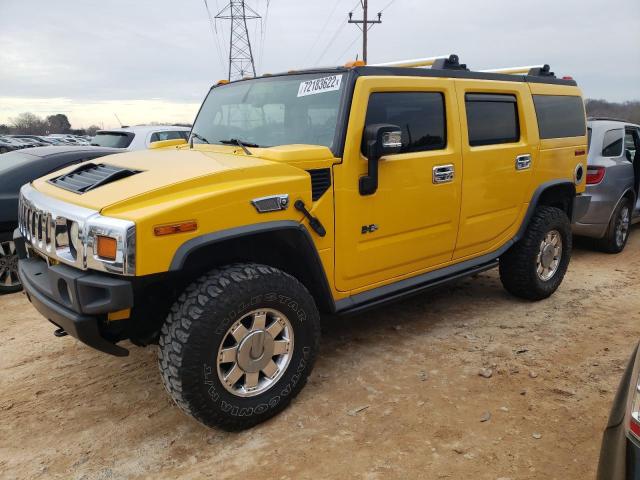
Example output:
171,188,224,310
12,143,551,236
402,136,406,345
114,113,123,128
215,1,261,81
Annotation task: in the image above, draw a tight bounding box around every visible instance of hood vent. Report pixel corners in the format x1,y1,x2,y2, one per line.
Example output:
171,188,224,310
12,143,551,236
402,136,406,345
308,168,332,201
48,163,142,194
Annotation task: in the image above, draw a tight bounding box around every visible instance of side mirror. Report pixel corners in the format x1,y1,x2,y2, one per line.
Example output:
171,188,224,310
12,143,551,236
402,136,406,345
359,123,402,195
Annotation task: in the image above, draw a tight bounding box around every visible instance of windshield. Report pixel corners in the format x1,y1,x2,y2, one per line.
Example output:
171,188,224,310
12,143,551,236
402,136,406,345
91,132,133,148
191,72,346,149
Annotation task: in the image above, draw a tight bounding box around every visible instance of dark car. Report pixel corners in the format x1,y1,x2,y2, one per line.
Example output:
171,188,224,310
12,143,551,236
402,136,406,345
597,342,640,479
0,146,122,293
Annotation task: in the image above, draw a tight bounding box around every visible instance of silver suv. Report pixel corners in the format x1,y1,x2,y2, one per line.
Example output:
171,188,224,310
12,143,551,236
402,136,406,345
573,118,640,252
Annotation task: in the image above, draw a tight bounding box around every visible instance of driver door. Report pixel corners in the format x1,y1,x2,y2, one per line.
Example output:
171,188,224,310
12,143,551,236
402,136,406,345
333,77,462,292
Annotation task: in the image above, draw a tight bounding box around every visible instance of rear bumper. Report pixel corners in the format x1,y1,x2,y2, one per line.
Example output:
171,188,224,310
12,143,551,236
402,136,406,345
15,232,132,356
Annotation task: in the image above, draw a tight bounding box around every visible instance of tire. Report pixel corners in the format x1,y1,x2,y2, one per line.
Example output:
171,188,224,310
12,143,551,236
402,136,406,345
158,263,321,430
499,206,572,301
0,240,22,294
598,197,632,254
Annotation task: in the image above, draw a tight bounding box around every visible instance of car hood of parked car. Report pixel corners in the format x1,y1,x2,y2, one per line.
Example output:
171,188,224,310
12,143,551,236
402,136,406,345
29,145,335,217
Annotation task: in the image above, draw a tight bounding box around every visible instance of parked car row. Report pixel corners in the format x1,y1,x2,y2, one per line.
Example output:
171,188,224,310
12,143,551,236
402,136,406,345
0,134,91,152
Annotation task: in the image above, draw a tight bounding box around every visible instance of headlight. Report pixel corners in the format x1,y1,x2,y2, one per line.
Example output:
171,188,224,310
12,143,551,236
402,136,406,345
86,215,136,276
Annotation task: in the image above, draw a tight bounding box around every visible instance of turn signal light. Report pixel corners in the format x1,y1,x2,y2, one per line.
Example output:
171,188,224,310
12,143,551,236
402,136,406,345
586,166,605,185
96,235,117,260
154,221,198,236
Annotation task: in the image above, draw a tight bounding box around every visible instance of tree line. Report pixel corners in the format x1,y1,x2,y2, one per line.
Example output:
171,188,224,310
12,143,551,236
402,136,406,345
1,100,638,137
0,112,102,136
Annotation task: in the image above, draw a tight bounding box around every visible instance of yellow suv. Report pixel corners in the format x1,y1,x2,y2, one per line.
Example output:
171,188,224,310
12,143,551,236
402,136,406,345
15,55,589,430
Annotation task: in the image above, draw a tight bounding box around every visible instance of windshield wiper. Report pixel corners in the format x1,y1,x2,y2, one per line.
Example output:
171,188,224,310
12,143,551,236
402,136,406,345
190,132,210,144
219,138,259,155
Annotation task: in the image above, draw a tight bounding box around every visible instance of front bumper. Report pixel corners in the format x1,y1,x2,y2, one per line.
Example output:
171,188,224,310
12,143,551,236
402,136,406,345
15,231,133,356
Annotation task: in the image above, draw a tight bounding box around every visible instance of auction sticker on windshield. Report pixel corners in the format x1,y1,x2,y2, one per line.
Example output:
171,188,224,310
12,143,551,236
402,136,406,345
297,75,343,97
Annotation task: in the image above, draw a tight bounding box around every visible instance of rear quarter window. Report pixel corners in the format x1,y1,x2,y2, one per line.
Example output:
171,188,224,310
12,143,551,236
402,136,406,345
533,95,586,139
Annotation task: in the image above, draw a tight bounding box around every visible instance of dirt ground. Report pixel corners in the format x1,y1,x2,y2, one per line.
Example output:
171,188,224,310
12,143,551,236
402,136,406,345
1,231,639,480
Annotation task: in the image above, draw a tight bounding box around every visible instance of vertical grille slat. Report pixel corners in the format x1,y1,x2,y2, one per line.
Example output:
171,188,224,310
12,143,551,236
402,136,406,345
307,168,332,201
48,163,141,194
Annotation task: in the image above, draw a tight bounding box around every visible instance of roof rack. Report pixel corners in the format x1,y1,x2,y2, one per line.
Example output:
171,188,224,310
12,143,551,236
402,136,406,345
371,54,468,71
480,64,556,78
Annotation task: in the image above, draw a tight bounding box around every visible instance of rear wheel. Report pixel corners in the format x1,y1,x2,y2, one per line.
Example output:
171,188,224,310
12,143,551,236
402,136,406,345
0,240,22,294
599,197,632,254
158,263,321,430
499,206,572,300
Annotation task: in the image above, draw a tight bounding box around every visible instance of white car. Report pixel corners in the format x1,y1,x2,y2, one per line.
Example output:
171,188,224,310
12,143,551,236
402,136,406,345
90,125,190,150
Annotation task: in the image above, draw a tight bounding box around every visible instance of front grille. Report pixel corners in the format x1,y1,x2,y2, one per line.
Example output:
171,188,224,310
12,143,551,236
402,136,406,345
48,163,141,194
308,168,332,201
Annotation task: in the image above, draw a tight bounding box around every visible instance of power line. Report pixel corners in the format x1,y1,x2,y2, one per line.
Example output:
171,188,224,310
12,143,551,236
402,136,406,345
314,21,347,66
380,0,396,12
333,33,361,65
203,0,226,74
257,0,270,72
306,0,342,59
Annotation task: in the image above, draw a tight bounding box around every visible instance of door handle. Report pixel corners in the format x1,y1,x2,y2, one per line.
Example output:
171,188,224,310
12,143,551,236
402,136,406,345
432,164,455,184
516,154,532,170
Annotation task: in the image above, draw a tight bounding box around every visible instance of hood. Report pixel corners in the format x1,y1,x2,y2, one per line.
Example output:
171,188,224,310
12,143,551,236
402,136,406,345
31,147,320,212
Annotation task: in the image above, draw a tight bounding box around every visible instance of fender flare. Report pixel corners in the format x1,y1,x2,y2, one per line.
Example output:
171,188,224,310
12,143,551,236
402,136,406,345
169,220,336,313
514,179,576,242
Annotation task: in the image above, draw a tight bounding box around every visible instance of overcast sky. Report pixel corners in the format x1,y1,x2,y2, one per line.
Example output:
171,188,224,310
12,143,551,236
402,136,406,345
1,0,638,129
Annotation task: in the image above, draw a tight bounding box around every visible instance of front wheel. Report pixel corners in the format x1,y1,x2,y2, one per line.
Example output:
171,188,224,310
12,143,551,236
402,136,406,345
499,206,572,300
158,263,321,430
599,197,632,254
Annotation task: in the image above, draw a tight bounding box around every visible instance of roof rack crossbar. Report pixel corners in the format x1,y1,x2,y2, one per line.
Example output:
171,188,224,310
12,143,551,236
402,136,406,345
371,55,450,68
480,64,556,78
371,54,468,71
480,65,545,75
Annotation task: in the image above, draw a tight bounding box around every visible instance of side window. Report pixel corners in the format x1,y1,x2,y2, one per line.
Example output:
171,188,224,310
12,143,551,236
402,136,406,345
602,129,624,157
465,94,519,146
363,92,446,154
532,95,586,139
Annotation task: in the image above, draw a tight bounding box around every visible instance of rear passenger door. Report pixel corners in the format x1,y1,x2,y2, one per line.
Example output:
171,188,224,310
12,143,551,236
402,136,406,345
453,81,536,259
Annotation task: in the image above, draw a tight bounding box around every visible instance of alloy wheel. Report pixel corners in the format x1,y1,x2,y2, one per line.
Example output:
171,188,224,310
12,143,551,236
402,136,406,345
216,308,294,397
536,230,563,281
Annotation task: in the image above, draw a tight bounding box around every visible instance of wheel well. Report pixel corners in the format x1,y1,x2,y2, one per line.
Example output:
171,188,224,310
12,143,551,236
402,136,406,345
177,228,335,314
536,183,576,218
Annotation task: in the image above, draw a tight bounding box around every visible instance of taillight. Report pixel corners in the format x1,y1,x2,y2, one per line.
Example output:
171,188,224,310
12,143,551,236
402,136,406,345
586,166,606,185
631,373,640,440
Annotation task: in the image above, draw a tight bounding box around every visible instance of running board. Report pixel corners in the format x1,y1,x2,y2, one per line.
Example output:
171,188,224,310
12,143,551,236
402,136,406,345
335,259,500,316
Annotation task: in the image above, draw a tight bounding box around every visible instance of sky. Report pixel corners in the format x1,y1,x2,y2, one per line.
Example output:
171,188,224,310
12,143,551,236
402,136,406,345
0,0,638,130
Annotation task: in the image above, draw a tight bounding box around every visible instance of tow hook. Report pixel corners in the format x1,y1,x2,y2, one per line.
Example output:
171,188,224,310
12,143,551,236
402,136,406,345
53,327,68,337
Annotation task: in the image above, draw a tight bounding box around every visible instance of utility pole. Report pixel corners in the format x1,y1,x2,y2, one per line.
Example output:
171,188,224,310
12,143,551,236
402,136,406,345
348,0,382,63
215,1,261,81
